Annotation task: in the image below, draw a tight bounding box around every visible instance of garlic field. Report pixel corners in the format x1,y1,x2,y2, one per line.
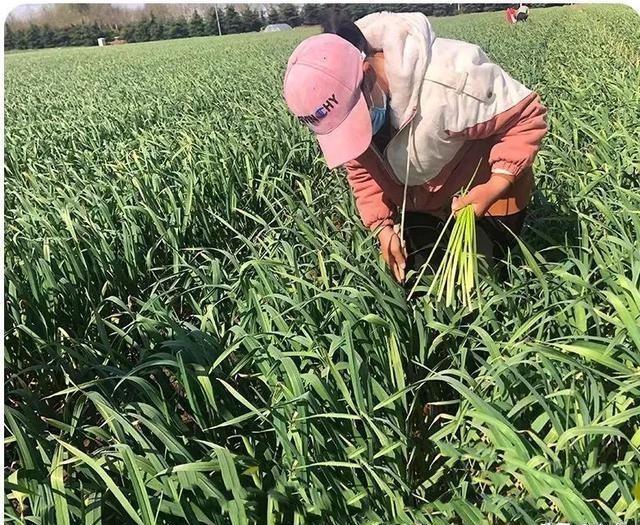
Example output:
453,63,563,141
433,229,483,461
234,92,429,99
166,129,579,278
4,5,640,524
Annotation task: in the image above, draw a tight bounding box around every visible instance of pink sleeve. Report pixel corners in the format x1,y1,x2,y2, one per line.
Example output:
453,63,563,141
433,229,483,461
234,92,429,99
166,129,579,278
344,150,396,230
455,92,548,179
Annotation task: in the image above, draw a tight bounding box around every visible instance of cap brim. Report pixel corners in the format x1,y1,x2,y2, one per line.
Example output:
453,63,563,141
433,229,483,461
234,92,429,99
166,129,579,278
317,93,372,169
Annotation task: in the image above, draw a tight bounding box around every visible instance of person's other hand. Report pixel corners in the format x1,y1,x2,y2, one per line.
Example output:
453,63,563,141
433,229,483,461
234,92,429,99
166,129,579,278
451,175,512,217
378,225,406,282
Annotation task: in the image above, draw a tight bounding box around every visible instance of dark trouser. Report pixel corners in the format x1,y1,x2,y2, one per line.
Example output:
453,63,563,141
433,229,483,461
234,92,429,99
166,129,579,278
516,12,528,21
402,209,527,281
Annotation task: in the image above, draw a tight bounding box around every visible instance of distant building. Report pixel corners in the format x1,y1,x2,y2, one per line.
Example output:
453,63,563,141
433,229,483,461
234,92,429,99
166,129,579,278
263,23,292,32
109,36,128,45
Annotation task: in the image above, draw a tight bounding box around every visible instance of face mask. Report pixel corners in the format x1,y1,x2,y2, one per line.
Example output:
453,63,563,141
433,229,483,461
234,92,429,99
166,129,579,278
369,84,387,135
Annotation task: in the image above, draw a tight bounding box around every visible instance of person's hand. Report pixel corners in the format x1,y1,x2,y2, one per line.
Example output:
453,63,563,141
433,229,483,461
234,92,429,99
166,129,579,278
378,225,407,282
451,175,512,217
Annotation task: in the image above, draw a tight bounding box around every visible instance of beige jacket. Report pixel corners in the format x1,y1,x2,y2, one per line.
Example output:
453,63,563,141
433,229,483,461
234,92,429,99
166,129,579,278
345,12,547,228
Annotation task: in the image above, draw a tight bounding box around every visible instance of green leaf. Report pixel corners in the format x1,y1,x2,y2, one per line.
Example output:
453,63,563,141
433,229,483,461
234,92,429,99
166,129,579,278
56,439,145,525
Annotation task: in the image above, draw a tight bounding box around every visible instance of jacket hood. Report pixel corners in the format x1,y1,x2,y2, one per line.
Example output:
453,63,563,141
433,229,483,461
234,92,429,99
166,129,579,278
355,12,436,129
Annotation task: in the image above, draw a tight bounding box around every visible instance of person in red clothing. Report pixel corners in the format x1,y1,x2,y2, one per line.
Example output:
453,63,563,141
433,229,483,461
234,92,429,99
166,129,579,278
506,7,517,24
283,12,547,284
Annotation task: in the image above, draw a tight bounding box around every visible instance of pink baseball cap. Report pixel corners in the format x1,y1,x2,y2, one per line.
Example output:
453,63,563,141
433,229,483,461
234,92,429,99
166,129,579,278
283,33,372,169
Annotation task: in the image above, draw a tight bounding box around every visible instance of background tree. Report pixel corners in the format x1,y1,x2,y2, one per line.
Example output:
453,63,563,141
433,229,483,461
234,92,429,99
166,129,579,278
204,7,221,36
3,3,548,49
174,16,190,39
240,7,262,33
133,18,152,42
148,14,164,41
189,10,205,37
81,24,99,45
344,4,370,20
66,25,81,46
52,26,70,47
121,22,137,42
5,24,16,50
16,29,30,49
302,4,325,25
259,8,268,28
278,4,302,27
222,5,243,34
432,4,456,16
266,5,283,24
26,24,43,48
166,16,189,39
